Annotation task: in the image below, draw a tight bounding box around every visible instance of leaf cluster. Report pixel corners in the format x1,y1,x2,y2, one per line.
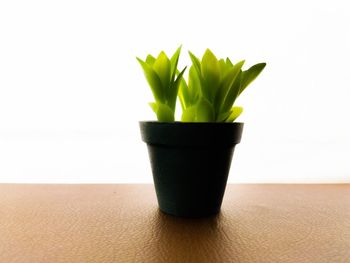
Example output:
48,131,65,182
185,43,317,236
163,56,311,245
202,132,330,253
136,47,186,122
137,47,266,122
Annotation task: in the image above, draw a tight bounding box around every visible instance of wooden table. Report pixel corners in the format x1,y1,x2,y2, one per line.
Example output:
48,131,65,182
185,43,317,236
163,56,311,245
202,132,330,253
0,184,349,262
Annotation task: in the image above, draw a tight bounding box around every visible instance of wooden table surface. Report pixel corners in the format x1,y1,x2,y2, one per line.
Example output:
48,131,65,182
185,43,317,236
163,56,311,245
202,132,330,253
0,184,349,263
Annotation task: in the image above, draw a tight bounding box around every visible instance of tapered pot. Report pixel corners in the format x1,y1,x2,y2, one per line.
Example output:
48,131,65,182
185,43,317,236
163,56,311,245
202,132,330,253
140,121,244,218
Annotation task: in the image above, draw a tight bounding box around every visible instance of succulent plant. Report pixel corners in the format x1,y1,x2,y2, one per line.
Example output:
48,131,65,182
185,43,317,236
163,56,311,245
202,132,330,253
137,47,187,122
178,49,266,122
137,47,265,122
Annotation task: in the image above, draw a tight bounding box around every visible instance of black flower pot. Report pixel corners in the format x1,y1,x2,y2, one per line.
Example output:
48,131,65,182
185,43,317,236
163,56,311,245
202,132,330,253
140,121,244,218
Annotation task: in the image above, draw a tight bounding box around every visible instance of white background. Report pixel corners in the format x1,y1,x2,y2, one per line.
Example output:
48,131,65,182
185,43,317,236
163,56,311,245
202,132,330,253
0,0,349,183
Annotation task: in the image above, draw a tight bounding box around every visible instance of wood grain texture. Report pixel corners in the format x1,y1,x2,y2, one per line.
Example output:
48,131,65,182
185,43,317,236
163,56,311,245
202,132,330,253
0,184,349,263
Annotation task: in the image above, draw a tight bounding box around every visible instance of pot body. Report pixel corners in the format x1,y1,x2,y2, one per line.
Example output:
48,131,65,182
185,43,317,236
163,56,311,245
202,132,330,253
140,122,244,217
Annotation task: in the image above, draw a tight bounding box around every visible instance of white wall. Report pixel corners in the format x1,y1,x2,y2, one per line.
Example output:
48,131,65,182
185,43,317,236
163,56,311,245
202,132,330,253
0,0,349,183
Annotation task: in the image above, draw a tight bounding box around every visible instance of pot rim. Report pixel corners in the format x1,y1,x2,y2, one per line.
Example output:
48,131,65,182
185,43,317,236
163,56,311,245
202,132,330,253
139,121,244,147
139,121,244,125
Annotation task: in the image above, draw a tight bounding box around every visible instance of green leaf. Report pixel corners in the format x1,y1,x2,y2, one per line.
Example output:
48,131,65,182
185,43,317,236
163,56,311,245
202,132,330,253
168,66,187,110
226,57,234,67
216,111,231,122
149,102,175,122
181,106,196,122
201,49,220,102
239,63,266,95
214,60,244,114
219,59,228,76
225,107,243,122
153,51,171,96
170,46,182,83
178,76,189,110
188,51,202,77
137,57,165,103
196,98,215,122
146,55,156,66
221,71,242,113
234,60,245,70
188,65,201,105
148,102,158,115
188,51,206,99
156,103,174,122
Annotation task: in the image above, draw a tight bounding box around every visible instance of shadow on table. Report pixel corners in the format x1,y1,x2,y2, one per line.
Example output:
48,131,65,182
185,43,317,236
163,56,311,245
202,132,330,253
138,208,241,262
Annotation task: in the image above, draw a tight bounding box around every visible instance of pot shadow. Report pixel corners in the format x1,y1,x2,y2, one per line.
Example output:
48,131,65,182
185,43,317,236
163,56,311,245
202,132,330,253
136,208,241,263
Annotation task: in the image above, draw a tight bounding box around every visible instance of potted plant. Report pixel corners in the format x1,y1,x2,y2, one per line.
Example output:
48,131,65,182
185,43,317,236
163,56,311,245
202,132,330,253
138,47,266,217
